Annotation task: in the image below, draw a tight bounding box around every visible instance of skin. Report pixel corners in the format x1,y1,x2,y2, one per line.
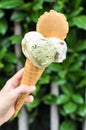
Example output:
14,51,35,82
0,68,36,125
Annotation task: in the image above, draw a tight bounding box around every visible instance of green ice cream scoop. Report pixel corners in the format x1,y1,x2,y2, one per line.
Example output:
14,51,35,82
31,38,58,67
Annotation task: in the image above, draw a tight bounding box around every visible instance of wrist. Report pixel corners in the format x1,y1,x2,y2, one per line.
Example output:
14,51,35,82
0,116,7,126
0,119,4,126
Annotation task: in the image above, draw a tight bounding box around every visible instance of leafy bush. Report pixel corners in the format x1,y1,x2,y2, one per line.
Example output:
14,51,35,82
0,0,86,130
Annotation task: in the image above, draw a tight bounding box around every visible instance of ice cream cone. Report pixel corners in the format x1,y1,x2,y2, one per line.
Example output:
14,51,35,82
14,58,45,117
14,10,68,117
36,10,69,40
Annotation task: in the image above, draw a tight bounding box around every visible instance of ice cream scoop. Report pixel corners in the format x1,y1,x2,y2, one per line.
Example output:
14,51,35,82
22,31,67,68
14,10,69,117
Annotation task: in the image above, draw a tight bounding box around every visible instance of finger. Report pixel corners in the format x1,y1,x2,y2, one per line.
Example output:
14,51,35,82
25,95,34,103
13,85,36,99
6,68,24,88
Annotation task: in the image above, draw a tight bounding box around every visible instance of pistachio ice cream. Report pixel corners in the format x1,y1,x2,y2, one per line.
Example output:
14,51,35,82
22,31,67,68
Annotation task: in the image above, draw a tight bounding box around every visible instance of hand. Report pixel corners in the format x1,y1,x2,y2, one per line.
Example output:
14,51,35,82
0,68,36,125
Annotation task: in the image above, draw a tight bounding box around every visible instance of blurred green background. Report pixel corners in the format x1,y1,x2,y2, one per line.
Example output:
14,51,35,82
0,0,86,130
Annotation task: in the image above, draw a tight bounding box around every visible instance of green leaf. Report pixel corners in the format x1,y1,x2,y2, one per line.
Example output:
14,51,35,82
0,0,21,9
4,64,15,73
10,35,22,44
58,70,67,79
39,73,50,84
26,98,40,111
44,0,55,2
63,102,77,114
56,94,70,105
60,120,76,130
49,63,62,72
56,79,66,86
71,94,84,104
21,3,32,10
76,77,86,88
42,94,57,105
76,40,86,51
72,0,82,9
0,62,4,68
30,11,40,22
0,10,5,18
77,104,86,117
0,37,10,48
5,53,18,63
0,19,8,35
69,60,82,71
69,7,83,18
11,11,27,22
69,15,86,30
33,84,41,95
60,84,73,95
67,30,77,52
0,48,7,60
32,0,43,11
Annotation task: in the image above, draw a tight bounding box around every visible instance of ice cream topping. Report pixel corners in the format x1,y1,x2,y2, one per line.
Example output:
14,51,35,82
22,31,67,68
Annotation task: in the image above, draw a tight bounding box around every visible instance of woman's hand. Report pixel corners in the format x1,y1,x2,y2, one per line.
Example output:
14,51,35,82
0,68,35,125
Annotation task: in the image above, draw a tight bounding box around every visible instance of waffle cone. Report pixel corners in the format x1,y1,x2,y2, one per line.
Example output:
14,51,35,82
14,58,45,117
36,10,69,40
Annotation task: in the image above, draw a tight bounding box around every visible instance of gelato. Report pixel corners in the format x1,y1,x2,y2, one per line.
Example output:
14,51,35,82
22,31,67,68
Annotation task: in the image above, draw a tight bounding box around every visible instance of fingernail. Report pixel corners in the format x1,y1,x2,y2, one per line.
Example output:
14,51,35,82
29,95,34,102
29,86,36,91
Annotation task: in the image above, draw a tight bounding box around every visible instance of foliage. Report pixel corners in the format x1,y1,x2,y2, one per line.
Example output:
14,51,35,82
0,0,86,130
